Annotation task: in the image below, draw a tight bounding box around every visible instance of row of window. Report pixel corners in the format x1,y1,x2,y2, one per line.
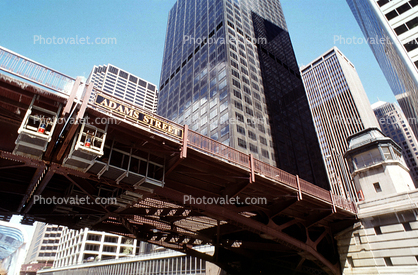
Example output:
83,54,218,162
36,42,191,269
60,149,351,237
385,0,418,21
237,137,270,159
160,21,224,90
394,16,418,35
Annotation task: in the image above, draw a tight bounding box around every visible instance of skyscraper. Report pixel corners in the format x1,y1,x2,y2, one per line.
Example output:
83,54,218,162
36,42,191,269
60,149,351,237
157,0,328,187
24,223,63,267
372,101,418,186
88,64,158,113
346,0,418,139
301,47,380,200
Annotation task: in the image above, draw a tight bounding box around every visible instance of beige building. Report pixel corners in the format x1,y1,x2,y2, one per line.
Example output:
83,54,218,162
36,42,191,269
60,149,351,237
24,223,63,266
337,128,418,274
301,47,380,201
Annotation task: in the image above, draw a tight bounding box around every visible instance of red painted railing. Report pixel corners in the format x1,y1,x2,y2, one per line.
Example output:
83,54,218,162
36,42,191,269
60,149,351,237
188,130,250,168
187,128,356,214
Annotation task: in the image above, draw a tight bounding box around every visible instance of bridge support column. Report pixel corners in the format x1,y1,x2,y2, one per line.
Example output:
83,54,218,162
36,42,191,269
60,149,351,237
249,154,255,183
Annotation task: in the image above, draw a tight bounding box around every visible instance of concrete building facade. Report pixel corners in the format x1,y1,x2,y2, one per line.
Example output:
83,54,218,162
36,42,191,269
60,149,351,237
88,64,158,113
53,227,140,267
337,128,418,274
24,223,63,267
301,47,380,201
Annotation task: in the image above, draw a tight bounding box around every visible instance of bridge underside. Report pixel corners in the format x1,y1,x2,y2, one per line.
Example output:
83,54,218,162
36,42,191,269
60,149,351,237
0,74,356,275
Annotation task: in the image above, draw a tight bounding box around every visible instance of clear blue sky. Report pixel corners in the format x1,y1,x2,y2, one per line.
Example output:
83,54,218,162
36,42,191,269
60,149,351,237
0,0,396,106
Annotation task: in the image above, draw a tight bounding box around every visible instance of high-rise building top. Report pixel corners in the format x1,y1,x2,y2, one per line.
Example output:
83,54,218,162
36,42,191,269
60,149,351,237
88,64,158,113
346,0,418,139
301,47,380,200
372,100,418,186
157,0,328,187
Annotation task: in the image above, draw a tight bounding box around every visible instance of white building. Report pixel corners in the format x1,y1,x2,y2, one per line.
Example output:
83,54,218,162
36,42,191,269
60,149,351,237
39,246,218,275
372,101,418,186
24,223,63,266
53,227,141,267
347,0,418,140
88,64,158,113
45,226,220,275
301,47,380,201
337,128,418,274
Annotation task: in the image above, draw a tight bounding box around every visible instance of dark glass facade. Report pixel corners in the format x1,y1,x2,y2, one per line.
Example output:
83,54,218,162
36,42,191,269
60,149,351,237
158,0,328,187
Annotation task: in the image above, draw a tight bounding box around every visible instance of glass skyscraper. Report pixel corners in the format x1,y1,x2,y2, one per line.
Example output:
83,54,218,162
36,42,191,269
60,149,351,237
158,0,328,187
346,0,418,140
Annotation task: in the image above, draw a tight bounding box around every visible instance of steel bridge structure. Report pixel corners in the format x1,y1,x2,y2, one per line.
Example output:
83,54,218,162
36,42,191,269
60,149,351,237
0,46,357,274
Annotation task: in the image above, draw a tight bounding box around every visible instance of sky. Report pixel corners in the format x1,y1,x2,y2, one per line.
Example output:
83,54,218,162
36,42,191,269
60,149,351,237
0,0,397,106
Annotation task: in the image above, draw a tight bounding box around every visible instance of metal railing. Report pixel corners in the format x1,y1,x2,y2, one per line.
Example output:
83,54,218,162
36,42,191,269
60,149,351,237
299,178,332,202
188,130,250,168
331,194,357,213
253,159,298,188
0,46,75,95
0,46,357,214
187,129,356,213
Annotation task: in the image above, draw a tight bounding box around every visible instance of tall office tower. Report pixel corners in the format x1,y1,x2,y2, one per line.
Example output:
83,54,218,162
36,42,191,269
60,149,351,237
346,0,418,140
24,223,63,267
157,0,328,187
87,64,158,113
301,47,380,200
372,101,418,186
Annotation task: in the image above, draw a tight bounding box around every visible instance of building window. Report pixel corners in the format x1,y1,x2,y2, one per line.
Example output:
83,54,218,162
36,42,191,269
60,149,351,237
404,39,418,52
249,143,258,153
235,112,244,122
248,130,257,140
221,125,229,137
237,138,247,149
374,226,382,235
384,257,393,266
233,89,242,99
403,222,412,231
373,182,382,192
237,125,246,135
234,101,243,110
261,149,269,159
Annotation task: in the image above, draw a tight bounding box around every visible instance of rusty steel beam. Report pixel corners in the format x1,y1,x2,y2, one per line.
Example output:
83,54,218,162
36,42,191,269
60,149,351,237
23,165,56,214
64,174,110,214
0,150,45,168
17,165,47,213
249,154,255,183
56,83,93,161
155,186,340,275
